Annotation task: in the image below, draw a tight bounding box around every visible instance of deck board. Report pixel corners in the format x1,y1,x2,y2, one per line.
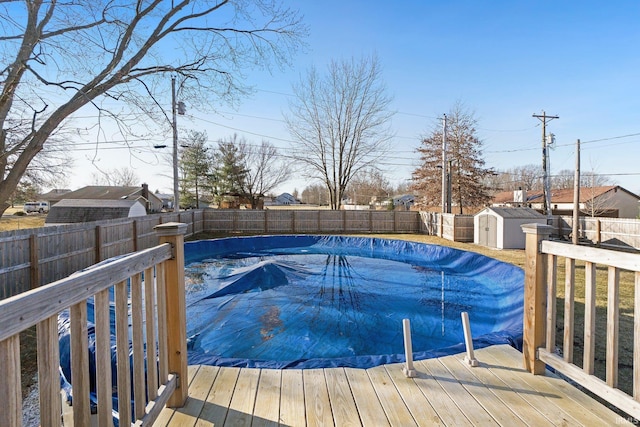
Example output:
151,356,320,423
252,368,281,427
152,345,630,427
279,369,305,426
303,369,334,427
324,368,360,427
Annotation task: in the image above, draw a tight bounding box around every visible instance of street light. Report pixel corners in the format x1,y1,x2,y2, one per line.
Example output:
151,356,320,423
171,76,186,212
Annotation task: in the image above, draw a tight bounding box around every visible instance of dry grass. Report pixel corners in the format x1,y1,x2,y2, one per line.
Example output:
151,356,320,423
0,206,46,231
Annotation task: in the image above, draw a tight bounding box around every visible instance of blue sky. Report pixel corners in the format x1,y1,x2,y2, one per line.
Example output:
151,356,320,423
69,1,640,195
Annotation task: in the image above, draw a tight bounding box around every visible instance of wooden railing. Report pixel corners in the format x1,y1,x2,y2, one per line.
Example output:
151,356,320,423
522,223,640,419
0,222,189,427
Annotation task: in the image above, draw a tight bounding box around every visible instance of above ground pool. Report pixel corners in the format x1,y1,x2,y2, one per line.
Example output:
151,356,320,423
184,235,524,369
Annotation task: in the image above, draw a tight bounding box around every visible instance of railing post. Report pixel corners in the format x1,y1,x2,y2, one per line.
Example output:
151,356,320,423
521,223,553,374
154,222,188,407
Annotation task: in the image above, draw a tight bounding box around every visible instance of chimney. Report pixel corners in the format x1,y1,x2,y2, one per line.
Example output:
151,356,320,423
141,183,150,212
513,187,527,205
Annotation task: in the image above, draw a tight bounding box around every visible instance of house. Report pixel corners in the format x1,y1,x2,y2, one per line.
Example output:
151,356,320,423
264,193,300,206
393,194,415,210
55,184,163,213
491,186,640,218
474,207,547,249
45,199,147,224
37,188,72,206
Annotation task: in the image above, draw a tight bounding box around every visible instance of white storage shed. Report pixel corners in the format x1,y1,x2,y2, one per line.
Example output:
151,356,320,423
474,207,547,249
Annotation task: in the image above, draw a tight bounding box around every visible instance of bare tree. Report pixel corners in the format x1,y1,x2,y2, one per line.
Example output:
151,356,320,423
346,168,392,205
0,1,305,215
92,167,140,186
285,55,394,209
552,169,575,189
412,102,492,212
301,183,330,205
490,164,543,192
241,139,291,209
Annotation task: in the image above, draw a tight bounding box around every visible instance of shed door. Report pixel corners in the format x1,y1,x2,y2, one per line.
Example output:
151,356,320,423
478,215,497,248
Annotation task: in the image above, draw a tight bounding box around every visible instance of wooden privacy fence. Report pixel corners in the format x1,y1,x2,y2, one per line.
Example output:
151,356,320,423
1,208,485,299
0,210,204,299
557,216,640,251
419,212,474,242
0,222,189,427
203,209,421,234
522,223,640,419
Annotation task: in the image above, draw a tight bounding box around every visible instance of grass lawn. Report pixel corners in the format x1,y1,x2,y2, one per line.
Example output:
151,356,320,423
0,206,46,231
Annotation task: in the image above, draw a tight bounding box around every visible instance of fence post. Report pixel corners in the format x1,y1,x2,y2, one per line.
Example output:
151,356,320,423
154,222,188,407
29,234,40,290
95,225,103,263
521,223,553,374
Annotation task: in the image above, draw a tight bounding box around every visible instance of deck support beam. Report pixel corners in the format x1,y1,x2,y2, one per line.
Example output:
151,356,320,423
521,223,553,374
155,222,189,407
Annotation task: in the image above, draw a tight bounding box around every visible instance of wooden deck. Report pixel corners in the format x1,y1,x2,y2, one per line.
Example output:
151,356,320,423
155,344,632,426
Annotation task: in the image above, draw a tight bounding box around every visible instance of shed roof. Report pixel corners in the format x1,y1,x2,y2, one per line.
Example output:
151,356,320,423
46,199,145,224
480,207,546,219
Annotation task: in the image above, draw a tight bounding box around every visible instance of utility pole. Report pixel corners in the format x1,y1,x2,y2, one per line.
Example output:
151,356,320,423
532,111,559,223
572,139,580,244
171,76,186,213
172,76,179,212
441,114,448,214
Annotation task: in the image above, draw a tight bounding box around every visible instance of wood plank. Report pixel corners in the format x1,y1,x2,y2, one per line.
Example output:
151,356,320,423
70,300,91,427
482,345,617,426
156,263,169,383
225,367,260,427
115,280,132,426
324,368,360,427
303,368,334,427
438,354,527,426
408,360,471,426
167,365,219,426
583,261,597,374
564,258,575,363
195,366,240,426
158,226,189,408
546,254,557,353
131,273,146,420
607,266,620,387
444,351,553,426
538,349,639,423
252,368,281,427
344,368,389,427
0,335,21,427
279,369,306,427
94,288,113,426
635,271,640,401
479,347,584,426
418,358,497,426
36,315,61,427
366,365,417,427
144,266,159,400
542,240,640,271
0,243,172,342
383,363,443,426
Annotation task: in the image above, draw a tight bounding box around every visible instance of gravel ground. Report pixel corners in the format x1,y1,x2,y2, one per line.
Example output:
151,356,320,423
22,375,40,427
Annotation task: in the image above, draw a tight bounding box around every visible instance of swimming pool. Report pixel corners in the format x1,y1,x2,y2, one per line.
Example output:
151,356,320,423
184,235,524,369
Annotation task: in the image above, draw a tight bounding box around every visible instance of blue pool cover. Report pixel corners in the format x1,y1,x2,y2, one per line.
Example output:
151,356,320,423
183,235,524,369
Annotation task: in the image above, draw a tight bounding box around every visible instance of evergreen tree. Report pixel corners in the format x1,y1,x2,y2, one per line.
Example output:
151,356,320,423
213,134,248,201
412,102,493,212
179,130,213,208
